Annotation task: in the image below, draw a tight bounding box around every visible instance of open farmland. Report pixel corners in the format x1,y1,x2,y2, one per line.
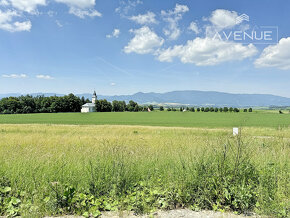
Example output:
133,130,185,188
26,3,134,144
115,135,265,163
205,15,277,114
0,111,289,128
0,124,289,217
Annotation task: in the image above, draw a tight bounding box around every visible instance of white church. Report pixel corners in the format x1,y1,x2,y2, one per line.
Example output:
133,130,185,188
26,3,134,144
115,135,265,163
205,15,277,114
81,91,97,113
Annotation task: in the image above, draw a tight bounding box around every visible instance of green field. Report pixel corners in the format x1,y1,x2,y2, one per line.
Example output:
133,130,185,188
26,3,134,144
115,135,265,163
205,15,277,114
0,124,289,217
0,111,289,217
0,111,289,128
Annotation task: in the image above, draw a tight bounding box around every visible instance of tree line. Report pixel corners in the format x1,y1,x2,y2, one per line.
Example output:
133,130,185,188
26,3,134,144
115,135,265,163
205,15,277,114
0,95,154,114
0,94,253,114
95,100,154,112
0,94,90,114
164,106,252,112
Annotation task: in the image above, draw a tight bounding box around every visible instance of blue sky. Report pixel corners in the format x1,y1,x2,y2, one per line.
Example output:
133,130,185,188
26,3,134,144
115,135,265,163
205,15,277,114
0,0,290,97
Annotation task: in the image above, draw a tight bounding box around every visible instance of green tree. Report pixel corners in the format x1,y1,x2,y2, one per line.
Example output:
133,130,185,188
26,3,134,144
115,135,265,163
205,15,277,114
148,105,154,111
159,106,164,111
249,108,253,112
234,108,240,112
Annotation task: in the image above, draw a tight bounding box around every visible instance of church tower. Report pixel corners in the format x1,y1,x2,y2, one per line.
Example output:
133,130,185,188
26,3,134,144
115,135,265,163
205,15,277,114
92,91,97,104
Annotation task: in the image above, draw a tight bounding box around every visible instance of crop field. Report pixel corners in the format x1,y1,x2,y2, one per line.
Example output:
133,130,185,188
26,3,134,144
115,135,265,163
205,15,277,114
0,111,289,128
0,122,289,217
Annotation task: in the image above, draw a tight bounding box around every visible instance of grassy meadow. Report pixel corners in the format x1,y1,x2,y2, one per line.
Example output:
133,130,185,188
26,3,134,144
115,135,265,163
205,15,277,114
0,123,289,217
0,110,289,128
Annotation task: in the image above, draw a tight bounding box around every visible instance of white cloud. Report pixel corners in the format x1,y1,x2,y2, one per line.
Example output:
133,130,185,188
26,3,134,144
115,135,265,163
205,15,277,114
2,73,27,78
36,74,54,80
0,9,31,32
9,0,46,14
124,26,164,54
208,9,238,29
129,11,157,25
161,4,189,40
55,20,62,27
0,0,9,6
47,10,56,17
188,21,199,34
115,0,142,16
68,7,101,18
54,0,95,9
110,82,116,86
54,0,101,18
157,37,258,66
204,9,240,38
255,37,290,70
106,29,120,38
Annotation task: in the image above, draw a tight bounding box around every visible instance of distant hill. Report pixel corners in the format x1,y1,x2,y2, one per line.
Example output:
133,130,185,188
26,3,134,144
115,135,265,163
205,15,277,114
1,90,290,107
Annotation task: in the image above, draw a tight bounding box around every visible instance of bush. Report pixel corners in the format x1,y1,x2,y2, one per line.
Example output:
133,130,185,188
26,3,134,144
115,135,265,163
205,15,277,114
159,106,164,111
243,109,247,112
249,108,253,112
234,108,240,112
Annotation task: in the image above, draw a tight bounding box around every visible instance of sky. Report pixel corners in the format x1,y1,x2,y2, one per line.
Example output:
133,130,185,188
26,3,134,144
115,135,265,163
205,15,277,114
0,0,290,97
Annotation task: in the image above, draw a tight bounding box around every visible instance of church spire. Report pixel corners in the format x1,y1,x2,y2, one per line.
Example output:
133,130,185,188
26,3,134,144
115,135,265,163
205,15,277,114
92,90,97,104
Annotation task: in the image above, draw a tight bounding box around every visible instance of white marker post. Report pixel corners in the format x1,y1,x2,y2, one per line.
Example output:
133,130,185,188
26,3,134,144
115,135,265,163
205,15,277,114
233,127,239,136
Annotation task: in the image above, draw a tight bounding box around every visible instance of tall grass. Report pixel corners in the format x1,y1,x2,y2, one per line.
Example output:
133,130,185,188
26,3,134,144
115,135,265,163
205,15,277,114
0,124,289,217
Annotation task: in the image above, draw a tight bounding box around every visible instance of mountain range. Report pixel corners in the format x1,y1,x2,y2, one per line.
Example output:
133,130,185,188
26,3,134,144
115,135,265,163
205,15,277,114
0,90,290,107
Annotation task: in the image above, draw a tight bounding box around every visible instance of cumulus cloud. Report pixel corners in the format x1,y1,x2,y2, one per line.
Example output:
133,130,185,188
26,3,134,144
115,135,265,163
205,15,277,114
0,9,31,32
124,26,164,54
188,21,199,34
68,7,101,18
255,37,290,70
0,0,9,6
204,9,240,37
106,29,120,38
129,11,157,25
9,0,46,14
36,74,54,80
2,73,27,78
208,9,238,29
54,0,101,18
161,4,189,40
157,37,258,66
115,0,142,16
54,0,94,9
